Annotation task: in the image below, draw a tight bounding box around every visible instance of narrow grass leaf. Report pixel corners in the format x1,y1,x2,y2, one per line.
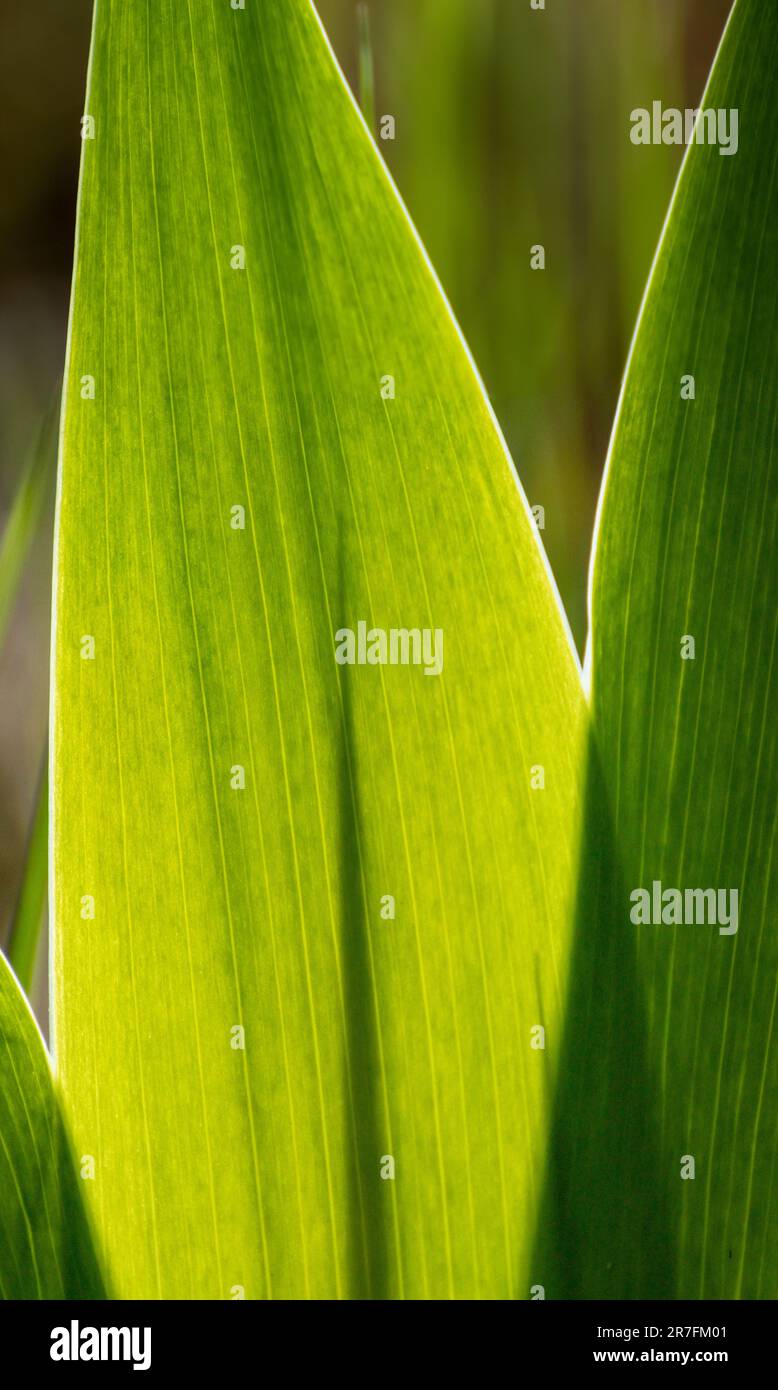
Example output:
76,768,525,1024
0,404,57,649
7,765,48,996
0,953,107,1299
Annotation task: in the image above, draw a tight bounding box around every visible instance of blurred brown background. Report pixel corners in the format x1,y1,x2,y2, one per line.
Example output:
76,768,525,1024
0,0,732,996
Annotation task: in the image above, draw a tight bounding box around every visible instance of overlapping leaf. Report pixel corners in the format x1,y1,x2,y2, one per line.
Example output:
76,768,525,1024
544,0,776,1298
0,953,106,1298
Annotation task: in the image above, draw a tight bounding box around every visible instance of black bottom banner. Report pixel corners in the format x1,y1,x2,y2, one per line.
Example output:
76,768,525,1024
2,1298,772,1377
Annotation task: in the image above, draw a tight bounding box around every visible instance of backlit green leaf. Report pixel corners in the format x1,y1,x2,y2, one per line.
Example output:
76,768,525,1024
52,0,586,1299
547,0,777,1298
0,953,106,1299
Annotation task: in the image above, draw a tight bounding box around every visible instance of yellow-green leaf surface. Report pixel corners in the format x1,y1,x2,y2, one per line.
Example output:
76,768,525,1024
52,0,586,1298
550,0,776,1297
0,953,106,1298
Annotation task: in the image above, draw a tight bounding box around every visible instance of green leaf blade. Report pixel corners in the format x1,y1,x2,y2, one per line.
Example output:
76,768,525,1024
53,0,587,1299
7,768,48,996
0,406,56,651
0,953,107,1299
587,0,778,1298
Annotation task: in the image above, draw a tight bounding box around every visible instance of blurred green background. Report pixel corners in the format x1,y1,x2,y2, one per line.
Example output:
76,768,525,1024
0,0,731,990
